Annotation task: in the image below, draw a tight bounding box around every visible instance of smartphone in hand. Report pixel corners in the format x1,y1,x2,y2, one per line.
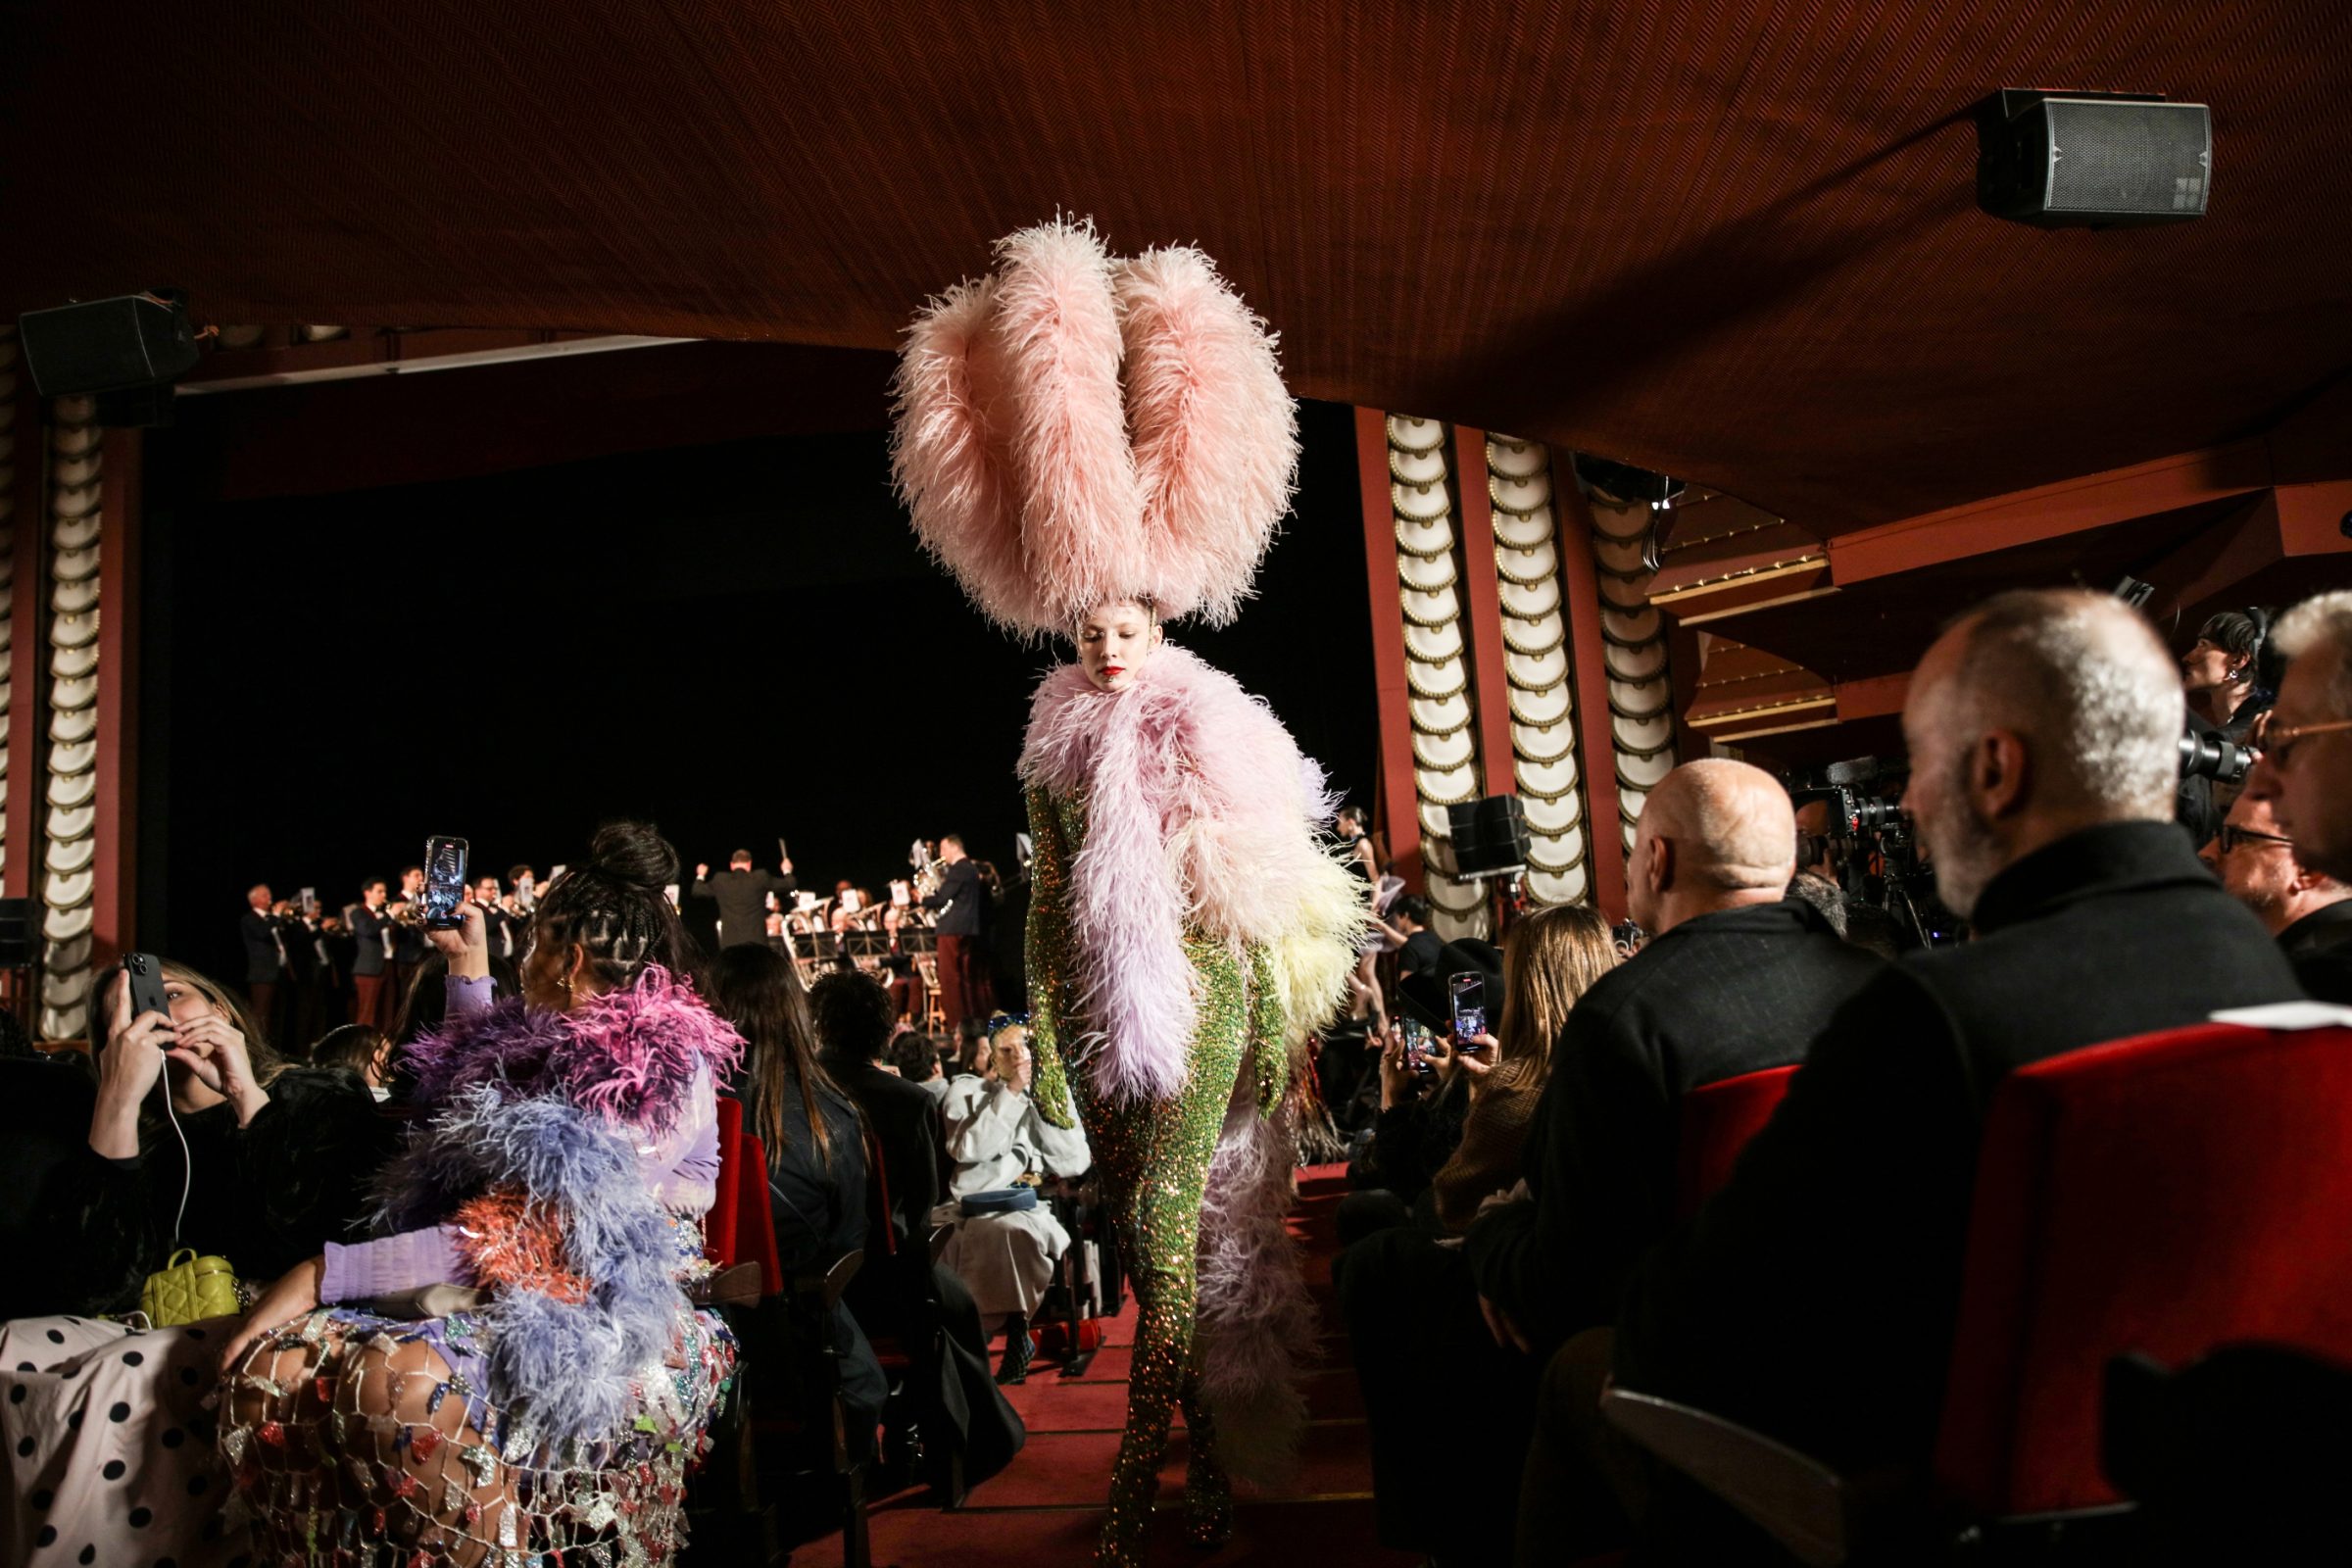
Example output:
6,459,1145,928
123,950,172,1024
1449,972,1487,1041
421,836,470,930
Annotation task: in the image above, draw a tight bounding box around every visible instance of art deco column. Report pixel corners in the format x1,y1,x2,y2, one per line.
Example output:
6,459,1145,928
1379,415,1490,941
1583,493,1680,853
1480,436,1591,906
41,396,103,1042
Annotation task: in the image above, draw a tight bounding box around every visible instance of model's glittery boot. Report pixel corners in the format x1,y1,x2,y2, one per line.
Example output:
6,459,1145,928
1095,1441,1160,1567
1180,1390,1232,1549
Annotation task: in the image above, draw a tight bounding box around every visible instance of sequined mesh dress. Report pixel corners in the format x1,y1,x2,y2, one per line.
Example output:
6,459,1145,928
218,971,741,1567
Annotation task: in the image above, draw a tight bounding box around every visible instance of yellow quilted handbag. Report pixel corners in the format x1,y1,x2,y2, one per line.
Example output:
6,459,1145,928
140,1248,240,1327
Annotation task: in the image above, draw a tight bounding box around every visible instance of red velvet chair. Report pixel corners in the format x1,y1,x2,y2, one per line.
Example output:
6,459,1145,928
1602,1018,2352,1565
1676,1064,1799,1218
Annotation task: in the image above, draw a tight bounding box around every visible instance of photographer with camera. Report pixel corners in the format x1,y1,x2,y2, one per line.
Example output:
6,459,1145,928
2177,607,2278,846
1568,590,2303,1561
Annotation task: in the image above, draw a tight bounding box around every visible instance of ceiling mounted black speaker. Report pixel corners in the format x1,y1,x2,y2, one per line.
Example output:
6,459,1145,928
1976,90,2210,228
1570,453,1684,510
18,290,200,398
1446,795,1532,878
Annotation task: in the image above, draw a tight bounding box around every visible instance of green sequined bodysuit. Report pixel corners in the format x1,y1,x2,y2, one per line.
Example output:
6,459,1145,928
1025,785,1285,1563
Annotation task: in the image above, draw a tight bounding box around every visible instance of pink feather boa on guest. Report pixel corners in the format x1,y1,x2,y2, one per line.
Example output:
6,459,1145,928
1019,642,1363,1481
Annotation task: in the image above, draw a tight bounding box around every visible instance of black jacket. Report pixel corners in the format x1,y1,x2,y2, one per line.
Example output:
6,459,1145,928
1615,822,2307,1472
821,1052,943,1245
349,904,389,977
922,859,985,937
1467,899,1886,1354
241,907,285,985
695,867,796,950
2278,901,2352,1005
0,1056,150,1318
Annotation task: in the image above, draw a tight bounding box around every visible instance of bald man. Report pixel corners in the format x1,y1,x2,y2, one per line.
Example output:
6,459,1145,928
1335,762,1884,1561
1588,591,2300,1552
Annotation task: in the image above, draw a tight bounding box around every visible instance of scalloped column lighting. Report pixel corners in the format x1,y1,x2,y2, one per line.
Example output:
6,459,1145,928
1485,435,1590,906
0,330,16,888
42,395,100,1042
1387,415,1489,942
1585,495,1680,851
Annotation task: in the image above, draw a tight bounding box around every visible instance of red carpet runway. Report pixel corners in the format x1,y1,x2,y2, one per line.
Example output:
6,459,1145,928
798,1164,1412,1565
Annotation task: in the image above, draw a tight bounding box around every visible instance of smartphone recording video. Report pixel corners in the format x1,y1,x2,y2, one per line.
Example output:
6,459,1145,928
421,836,469,929
1449,972,1487,1040
123,950,171,1023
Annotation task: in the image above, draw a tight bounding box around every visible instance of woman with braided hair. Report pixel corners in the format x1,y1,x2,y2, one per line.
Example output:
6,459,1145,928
894,220,1364,1563
216,822,741,1566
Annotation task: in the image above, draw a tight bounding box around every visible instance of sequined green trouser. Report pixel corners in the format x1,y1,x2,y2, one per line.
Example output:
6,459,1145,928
1025,786,1284,1558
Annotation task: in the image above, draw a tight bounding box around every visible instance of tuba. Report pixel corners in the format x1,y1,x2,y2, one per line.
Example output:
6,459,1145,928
911,837,944,899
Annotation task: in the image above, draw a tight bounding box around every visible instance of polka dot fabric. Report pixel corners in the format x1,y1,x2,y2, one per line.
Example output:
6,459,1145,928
0,1315,237,1567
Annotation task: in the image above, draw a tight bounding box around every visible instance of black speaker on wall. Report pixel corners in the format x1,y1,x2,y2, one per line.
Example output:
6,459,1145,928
0,897,35,967
18,290,201,398
1446,795,1532,877
1977,90,2210,228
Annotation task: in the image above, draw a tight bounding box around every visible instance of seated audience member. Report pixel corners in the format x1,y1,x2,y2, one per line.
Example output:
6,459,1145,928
937,1017,1093,1384
1573,592,2304,1559
311,1021,397,1101
2204,791,2352,1004
811,969,942,1244
892,1028,951,1102
1429,905,1616,1234
2248,591,2352,884
214,826,743,1567
710,944,885,1446
1338,1021,1471,1244
1341,762,1876,1566
1468,760,1886,1360
1,960,392,1567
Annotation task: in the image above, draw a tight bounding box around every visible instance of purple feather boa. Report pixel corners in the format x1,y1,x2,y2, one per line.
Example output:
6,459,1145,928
401,963,743,1137
372,969,743,1444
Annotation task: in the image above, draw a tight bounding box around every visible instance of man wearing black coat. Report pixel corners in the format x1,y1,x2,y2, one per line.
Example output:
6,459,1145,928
921,835,987,1031
1549,592,2306,1558
693,849,797,951
1342,761,1884,1563
348,878,392,1027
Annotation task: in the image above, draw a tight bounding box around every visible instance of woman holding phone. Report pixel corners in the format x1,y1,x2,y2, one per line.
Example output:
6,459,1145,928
214,823,741,1568
1,960,385,1567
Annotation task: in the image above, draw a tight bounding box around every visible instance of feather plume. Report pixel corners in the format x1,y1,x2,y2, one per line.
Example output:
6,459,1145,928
1196,1079,1318,1486
892,221,1298,636
1116,246,1298,625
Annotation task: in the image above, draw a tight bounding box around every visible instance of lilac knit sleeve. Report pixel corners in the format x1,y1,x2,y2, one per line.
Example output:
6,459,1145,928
320,1225,470,1304
446,973,496,1019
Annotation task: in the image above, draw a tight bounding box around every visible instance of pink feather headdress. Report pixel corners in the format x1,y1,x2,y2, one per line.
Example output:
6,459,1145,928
892,219,1298,636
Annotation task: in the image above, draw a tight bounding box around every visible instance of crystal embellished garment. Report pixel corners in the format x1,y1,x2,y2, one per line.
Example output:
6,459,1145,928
218,970,742,1567
1017,645,1367,1560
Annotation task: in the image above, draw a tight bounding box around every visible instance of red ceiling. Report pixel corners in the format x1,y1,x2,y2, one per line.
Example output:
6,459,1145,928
5,3,2351,533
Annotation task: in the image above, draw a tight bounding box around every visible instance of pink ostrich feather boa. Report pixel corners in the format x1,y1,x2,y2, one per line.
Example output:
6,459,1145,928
1018,642,1342,1104
402,965,744,1138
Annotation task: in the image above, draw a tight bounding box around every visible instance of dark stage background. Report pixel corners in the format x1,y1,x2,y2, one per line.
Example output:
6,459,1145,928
136,397,1374,983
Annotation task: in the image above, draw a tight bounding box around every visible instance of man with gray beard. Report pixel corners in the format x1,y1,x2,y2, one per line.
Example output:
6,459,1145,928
1528,590,2303,1560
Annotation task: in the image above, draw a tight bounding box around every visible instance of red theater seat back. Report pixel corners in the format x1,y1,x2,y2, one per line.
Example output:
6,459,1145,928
708,1095,785,1298
1934,1020,2352,1518
1676,1065,1798,1219
707,1096,745,1267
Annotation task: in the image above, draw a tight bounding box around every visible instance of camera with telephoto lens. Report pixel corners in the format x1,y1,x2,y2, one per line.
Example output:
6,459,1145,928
1788,756,1964,949
2179,728,2255,786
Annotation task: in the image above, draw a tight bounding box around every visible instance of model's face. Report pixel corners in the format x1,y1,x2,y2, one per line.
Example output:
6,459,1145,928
1076,600,1160,691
